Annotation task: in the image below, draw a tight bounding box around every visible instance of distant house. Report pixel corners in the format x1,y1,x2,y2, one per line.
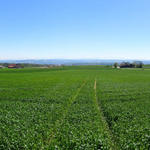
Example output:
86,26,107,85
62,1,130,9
0,65,4,69
8,64,23,68
112,65,120,69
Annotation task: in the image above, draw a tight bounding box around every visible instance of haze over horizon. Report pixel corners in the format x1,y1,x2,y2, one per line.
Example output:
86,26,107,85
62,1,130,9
0,0,150,60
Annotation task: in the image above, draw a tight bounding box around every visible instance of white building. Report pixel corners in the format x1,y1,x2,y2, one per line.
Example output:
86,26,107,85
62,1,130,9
0,65,4,68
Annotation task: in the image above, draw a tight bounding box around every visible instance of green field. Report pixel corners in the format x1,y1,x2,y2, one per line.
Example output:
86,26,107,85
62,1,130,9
0,66,150,150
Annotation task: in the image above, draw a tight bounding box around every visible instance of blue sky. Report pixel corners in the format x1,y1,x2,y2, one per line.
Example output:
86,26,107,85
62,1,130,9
0,0,150,60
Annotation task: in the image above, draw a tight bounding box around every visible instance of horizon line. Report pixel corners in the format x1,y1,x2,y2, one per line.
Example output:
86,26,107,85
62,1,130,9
0,58,150,61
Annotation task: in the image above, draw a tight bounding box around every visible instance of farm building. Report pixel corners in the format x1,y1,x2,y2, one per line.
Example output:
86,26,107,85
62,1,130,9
8,64,23,68
0,65,4,68
112,66,120,69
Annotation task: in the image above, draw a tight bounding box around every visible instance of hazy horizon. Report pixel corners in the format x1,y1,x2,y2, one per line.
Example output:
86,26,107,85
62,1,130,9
0,58,150,61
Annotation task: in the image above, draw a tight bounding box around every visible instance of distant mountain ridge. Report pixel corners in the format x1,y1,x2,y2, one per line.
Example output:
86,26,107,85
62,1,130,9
0,59,150,65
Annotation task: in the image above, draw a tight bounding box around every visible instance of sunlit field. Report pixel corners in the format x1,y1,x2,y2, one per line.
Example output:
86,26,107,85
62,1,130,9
0,66,150,149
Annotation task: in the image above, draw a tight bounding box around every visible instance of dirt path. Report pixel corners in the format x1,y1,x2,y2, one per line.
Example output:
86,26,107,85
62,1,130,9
94,79,96,90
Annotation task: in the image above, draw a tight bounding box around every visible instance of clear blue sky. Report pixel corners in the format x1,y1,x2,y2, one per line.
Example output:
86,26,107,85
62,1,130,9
0,0,150,60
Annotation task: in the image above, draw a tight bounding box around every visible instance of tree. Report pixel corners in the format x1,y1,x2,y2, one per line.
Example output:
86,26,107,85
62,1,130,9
120,62,130,68
133,61,143,68
114,62,118,68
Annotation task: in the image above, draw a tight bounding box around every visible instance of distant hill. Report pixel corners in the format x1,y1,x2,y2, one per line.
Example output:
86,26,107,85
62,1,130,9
0,59,150,65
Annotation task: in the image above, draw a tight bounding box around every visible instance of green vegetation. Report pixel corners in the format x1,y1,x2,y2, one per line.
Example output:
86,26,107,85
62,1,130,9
0,66,150,149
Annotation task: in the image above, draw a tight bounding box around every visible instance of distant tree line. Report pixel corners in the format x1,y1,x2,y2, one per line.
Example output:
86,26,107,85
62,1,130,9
113,61,143,68
0,63,44,68
0,63,65,68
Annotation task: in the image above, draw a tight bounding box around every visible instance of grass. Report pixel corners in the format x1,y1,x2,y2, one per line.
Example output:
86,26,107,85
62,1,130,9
0,66,150,149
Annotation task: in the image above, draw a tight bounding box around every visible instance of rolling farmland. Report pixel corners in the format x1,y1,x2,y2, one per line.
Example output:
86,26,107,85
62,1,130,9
0,67,150,149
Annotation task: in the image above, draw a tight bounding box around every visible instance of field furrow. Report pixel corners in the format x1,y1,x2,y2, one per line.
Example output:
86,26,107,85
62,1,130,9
48,80,112,150
93,79,117,150
43,79,87,148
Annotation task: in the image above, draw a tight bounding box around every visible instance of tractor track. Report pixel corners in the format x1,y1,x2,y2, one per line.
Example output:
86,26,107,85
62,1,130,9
93,79,118,150
42,79,88,148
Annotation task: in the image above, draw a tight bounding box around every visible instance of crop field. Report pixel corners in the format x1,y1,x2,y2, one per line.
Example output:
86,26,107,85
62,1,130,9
0,66,150,149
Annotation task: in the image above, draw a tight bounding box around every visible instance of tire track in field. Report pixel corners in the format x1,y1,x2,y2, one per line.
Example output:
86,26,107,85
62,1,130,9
42,79,87,148
93,79,118,150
